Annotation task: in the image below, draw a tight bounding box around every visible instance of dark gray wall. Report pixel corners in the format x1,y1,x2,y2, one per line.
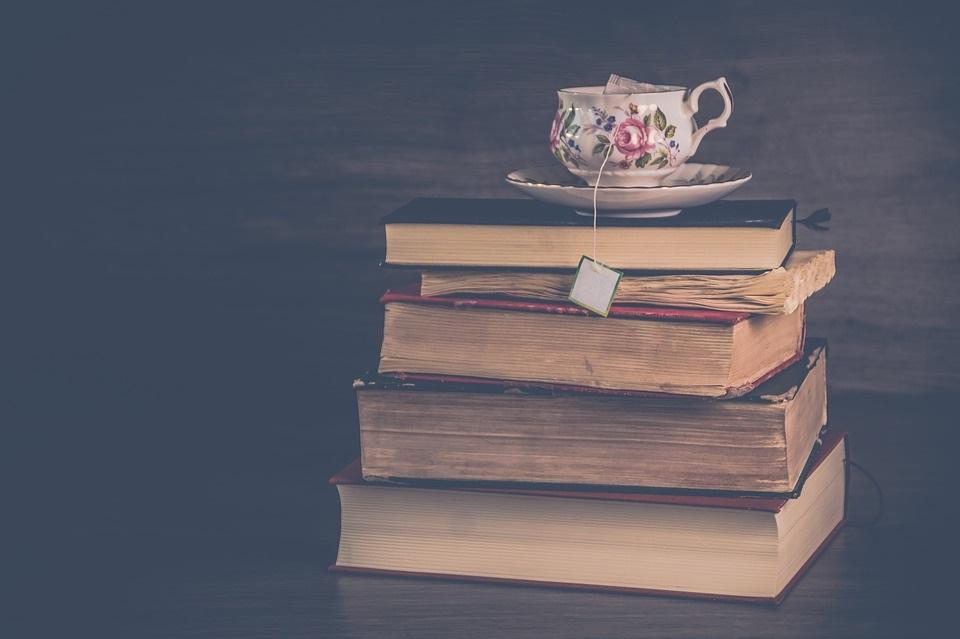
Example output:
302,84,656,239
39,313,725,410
20,1,960,394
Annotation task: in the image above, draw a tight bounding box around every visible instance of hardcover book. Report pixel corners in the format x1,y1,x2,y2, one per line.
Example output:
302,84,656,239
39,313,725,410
420,249,835,315
378,287,805,397
382,198,796,271
358,341,827,493
331,431,847,604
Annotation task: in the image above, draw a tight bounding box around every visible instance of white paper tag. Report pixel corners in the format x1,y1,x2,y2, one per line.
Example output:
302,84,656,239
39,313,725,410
604,74,665,95
568,256,623,317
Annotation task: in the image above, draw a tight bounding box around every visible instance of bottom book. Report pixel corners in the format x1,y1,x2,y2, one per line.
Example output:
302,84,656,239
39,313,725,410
330,431,847,604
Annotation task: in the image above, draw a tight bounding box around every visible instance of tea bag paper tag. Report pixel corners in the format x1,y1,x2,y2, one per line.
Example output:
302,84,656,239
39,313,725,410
568,256,623,317
604,74,663,95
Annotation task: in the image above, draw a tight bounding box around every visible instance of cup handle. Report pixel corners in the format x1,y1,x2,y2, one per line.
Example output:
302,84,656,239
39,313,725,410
684,77,733,156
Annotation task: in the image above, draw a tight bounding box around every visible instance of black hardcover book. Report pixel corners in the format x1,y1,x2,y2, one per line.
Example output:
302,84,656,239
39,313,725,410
383,197,795,228
382,198,796,271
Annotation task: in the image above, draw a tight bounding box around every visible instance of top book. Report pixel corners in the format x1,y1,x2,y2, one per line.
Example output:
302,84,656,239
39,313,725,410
382,198,797,271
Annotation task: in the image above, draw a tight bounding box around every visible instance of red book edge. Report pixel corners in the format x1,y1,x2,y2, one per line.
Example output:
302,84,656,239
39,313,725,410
330,431,845,513
380,284,751,324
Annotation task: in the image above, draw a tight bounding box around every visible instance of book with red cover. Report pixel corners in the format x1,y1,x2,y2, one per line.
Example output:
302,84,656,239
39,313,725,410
330,432,848,604
378,285,806,398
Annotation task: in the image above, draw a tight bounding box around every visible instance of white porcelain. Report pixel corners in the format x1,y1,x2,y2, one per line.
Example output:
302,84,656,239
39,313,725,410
549,78,733,187
505,163,751,218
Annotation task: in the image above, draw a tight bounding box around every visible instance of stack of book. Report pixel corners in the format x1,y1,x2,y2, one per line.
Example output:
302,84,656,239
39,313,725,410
331,197,844,604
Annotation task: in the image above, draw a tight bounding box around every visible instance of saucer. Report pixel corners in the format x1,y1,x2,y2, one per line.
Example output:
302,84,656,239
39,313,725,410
505,163,752,218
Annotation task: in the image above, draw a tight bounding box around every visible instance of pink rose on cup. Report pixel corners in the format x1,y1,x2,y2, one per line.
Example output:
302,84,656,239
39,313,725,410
613,117,656,161
549,110,563,151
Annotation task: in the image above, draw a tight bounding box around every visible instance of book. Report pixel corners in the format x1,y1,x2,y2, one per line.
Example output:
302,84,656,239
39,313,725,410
420,249,835,315
331,431,847,604
382,198,796,271
357,340,827,493
378,287,805,398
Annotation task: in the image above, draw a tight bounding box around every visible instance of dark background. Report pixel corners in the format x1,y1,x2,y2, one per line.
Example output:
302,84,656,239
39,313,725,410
11,1,960,637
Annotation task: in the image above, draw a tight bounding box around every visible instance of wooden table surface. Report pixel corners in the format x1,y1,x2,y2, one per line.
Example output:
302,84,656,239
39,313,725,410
14,247,954,638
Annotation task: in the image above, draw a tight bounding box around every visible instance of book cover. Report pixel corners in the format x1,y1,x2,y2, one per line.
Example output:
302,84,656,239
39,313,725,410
382,197,796,229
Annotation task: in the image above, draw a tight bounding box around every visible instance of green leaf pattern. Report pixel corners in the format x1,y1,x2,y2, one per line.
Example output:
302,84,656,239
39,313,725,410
654,108,667,131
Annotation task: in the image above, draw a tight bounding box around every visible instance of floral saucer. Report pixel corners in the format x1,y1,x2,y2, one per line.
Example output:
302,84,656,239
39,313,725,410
505,163,752,218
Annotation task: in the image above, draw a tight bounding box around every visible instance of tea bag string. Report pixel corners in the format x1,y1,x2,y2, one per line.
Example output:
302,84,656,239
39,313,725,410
591,121,623,270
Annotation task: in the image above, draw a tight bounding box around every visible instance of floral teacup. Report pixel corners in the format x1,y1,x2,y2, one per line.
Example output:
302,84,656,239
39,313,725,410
549,78,733,187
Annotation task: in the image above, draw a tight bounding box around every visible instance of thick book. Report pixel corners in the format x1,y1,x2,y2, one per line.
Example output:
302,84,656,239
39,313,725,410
420,249,835,315
378,287,805,398
382,198,796,271
358,340,827,493
331,431,847,604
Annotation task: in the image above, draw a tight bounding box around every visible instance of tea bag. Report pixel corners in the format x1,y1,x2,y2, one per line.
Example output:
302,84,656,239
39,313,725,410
567,73,653,315
569,256,622,317
604,74,664,95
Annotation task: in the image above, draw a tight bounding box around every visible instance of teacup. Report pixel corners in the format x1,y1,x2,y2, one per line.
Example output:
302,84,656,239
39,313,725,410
549,78,733,187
